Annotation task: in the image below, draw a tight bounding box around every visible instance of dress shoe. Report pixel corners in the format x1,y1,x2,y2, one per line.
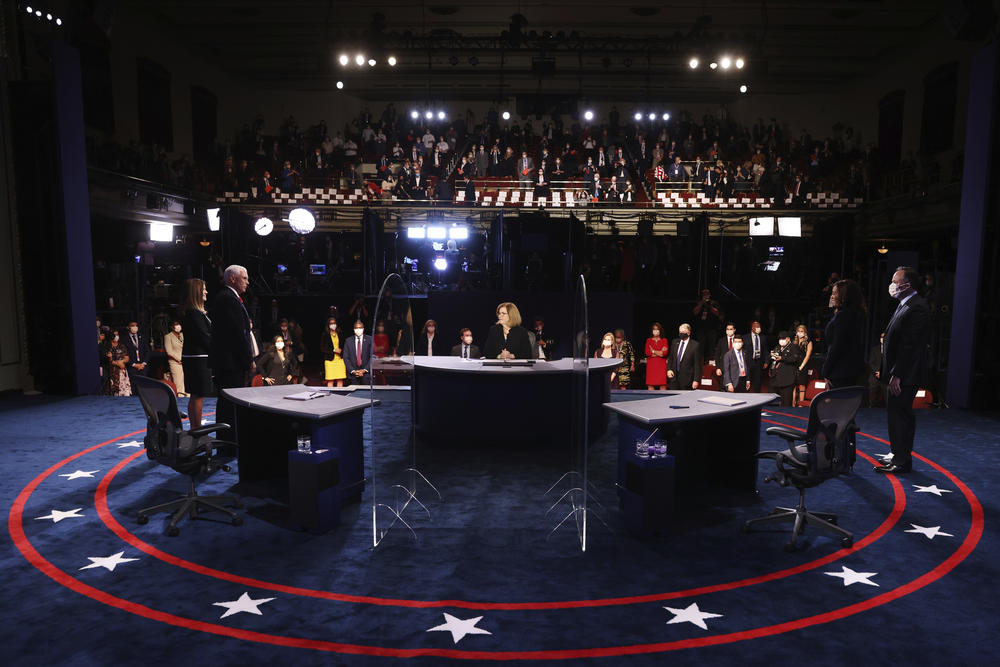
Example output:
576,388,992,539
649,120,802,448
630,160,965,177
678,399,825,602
874,463,912,474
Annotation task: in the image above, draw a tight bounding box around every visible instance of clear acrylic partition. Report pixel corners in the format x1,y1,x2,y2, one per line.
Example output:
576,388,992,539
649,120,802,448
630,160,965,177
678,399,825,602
368,273,439,547
545,274,592,551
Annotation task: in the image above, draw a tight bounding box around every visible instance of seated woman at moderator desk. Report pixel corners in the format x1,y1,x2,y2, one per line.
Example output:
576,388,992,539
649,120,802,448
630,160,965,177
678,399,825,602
258,335,300,385
484,302,533,360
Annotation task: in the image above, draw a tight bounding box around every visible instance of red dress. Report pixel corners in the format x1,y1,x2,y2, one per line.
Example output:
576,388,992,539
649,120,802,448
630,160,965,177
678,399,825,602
645,337,669,386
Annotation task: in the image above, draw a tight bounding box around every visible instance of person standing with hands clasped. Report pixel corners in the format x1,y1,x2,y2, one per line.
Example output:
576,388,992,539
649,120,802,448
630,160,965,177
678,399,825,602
210,266,254,428
321,317,347,387
484,302,532,360
769,331,803,406
667,323,701,390
344,320,373,385
644,322,669,390
874,266,931,475
722,335,751,393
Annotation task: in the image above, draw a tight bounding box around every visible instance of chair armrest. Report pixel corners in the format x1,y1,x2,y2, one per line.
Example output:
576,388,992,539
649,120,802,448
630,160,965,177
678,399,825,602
765,426,806,442
188,422,232,438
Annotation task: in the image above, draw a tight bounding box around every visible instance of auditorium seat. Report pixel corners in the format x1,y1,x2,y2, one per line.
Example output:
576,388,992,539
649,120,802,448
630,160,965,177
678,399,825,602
912,388,934,409
700,363,719,391
797,378,829,408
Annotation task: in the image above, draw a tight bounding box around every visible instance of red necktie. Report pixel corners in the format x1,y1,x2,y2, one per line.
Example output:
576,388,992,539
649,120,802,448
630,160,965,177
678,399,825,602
728,337,733,350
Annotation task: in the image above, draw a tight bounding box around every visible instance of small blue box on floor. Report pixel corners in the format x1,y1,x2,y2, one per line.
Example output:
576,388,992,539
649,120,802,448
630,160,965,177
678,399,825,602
288,447,341,533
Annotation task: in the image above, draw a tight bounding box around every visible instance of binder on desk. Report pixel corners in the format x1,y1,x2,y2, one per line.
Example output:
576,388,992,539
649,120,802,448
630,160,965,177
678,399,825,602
698,395,746,407
283,391,327,401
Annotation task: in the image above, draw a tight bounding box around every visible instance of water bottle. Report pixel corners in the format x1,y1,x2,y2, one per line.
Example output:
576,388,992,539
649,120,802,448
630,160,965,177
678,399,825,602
297,435,311,454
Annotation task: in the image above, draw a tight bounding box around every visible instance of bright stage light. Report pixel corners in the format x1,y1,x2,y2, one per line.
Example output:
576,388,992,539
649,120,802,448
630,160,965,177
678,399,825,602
287,208,316,234
633,112,643,121
583,110,594,121
735,57,745,69
55,17,61,25
688,57,699,69
425,111,433,120
433,258,448,271
254,217,274,236
35,10,41,16
662,112,670,121
149,222,173,242
336,80,344,89
777,217,802,237
410,110,419,119
739,84,748,94
748,217,775,236
206,208,221,231
354,54,365,66
720,56,732,69
427,226,447,240
338,54,349,66
407,227,426,239
46,13,52,20
502,110,511,120
387,56,397,66
437,111,446,120
648,112,656,121
448,226,469,240
710,62,718,70
26,6,32,13
368,58,376,66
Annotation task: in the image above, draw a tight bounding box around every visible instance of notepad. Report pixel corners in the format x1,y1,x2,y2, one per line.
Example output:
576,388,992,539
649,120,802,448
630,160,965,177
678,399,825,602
283,391,326,401
698,396,746,407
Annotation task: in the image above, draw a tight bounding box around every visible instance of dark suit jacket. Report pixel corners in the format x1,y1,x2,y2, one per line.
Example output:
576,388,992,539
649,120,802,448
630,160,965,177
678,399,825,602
450,343,481,358
822,307,868,384
122,333,150,370
415,334,447,356
722,348,750,389
745,331,768,366
209,287,253,374
769,343,803,388
344,334,373,374
881,294,931,387
714,335,737,363
667,337,702,388
484,324,533,359
180,310,211,356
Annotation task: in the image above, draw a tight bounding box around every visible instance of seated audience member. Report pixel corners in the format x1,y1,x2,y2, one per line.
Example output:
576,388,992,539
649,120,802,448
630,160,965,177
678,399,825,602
451,328,480,359
722,335,751,393
258,335,299,385
769,331,803,406
621,179,636,203
484,302,533,359
344,320,373,385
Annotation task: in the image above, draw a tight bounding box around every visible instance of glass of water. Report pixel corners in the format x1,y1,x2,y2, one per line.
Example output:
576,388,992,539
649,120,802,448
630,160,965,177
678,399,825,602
297,434,311,454
635,439,649,458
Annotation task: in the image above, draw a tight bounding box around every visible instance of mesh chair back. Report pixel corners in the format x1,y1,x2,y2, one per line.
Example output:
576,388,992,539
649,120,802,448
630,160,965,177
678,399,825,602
132,375,186,465
805,386,864,479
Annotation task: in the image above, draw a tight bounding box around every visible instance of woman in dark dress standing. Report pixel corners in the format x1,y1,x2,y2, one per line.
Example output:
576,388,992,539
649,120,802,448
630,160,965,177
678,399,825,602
484,301,533,359
179,278,212,428
822,278,869,388
258,335,300,385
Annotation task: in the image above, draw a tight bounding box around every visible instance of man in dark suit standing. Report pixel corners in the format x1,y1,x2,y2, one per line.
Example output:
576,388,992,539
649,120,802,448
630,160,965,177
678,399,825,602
746,321,769,392
451,328,480,359
722,335,751,393
210,265,253,427
667,323,701,390
344,319,373,385
875,266,931,475
123,320,150,378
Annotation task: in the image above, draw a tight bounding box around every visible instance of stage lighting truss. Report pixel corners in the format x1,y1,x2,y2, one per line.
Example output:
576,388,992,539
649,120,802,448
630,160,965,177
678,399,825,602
689,54,745,70
286,208,316,234
25,5,63,25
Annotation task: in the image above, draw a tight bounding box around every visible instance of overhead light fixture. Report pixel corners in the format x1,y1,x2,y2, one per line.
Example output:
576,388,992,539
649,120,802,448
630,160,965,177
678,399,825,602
425,110,433,120
877,243,889,254
448,226,469,240
35,10,41,17
46,13,52,20
387,56,397,66
410,110,419,119
437,110,446,120
739,84,748,94
720,56,732,69
709,61,718,70
662,112,670,121
149,222,173,242
688,57,699,69
583,110,594,121
735,57,745,69
633,112,643,121
254,217,274,236
433,257,448,271
338,54,349,66
336,80,344,89
368,58,376,66
406,227,426,239
648,112,656,121
502,110,511,120
427,226,447,240
354,53,365,66
206,207,221,231
199,238,210,247
26,6,32,13
287,208,316,234
55,17,61,25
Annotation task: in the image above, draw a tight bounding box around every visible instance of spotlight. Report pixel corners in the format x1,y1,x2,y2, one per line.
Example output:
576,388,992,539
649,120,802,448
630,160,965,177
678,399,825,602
206,207,221,231
877,243,889,255
387,56,397,66
406,227,426,239
46,13,52,20
338,54,349,66
662,112,670,121
26,6,32,13
427,226,447,240
149,222,173,242
368,58,376,66
502,111,511,120
648,112,656,121
433,257,448,271
739,84,748,94
688,57,699,69
735,57,745,69
748,217,774,236
254,217,274,236
336,80,344,89
710,62,718,70
437,110,446,120
35,10,41,16
55,17,61,25
355,53,365,66
287,208,316,234
199,238,210,247
777,217,802,237
583,109,594,121
410,110,419,119
633,112,643,121
448,226,469,240
425,110,433,120
720,56,732,69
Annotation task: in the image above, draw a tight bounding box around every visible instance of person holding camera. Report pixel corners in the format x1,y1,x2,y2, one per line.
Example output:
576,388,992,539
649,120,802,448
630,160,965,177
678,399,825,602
769,331,803,406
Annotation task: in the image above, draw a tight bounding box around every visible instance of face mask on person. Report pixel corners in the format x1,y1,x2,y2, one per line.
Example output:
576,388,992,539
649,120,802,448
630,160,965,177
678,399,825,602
173,325,181,333
679,332,689,340
376,326,385,333
427,326,435,334
734,341,743,350
113,335,119,342
779,338,789,347
354,328,364,336
652,329,660,337
463,336,473,344
329,323,337,331
888,281,909,299
603,338,613,347
129,326,138,334
275,341,284,350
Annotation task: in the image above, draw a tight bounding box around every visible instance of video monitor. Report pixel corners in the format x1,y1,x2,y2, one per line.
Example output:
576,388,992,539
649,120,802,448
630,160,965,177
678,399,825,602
309,264,327,276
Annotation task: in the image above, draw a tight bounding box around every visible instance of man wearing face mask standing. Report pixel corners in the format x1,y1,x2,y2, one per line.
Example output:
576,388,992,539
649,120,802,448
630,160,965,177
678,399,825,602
667,323,702,390
344,320,373,385
210,265,254,427
875,266,931,475
123,320,150,378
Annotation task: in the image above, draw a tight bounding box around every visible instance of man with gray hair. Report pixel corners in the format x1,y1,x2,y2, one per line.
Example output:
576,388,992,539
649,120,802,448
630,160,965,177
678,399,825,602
210,265,254,427
667,323,702,390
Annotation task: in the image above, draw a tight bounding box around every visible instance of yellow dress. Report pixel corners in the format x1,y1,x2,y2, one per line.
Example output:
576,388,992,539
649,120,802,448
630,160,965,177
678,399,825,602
324,332,347,380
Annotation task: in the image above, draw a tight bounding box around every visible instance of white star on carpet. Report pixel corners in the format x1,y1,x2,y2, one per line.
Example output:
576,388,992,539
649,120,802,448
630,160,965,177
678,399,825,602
663,602,723,630
426,613,492,644
58,470,99,480
117,440,143,449
35,508,84,523
79,551,139,572
825,566,879,587
212,592,275,619
913,484,952,496
905,524,953,540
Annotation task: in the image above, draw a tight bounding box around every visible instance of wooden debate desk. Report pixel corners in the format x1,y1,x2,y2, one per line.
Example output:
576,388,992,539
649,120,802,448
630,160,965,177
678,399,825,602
222,385,373,501
411,357,621,445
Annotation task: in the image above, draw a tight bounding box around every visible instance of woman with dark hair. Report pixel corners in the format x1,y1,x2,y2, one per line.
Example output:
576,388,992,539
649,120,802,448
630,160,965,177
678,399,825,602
321,316,347,387
164,318,186,396
645,322,669,390
258,335,299,385
179,278,211,427
104,329,131,396
822,278,869,389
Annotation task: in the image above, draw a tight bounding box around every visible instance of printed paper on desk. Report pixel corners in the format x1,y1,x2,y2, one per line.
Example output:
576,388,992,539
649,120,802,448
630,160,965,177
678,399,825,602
698,395,746,407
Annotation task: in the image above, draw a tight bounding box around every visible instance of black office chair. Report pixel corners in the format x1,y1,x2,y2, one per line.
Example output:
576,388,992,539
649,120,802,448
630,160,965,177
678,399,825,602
742,385,864,551
132,375,243,536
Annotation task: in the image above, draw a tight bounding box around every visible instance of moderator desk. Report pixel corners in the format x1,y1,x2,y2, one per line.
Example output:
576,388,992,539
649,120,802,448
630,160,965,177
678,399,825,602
222,385,373,501
412,357,621,445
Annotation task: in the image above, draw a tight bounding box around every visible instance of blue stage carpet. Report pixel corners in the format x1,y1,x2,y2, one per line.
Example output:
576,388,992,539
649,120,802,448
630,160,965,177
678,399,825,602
1,393,998,665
